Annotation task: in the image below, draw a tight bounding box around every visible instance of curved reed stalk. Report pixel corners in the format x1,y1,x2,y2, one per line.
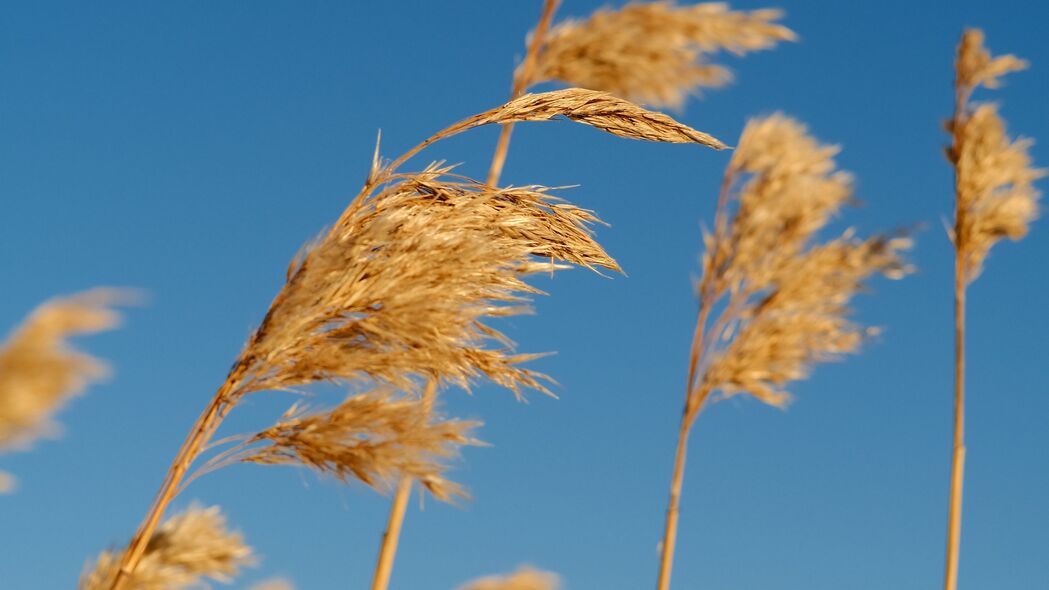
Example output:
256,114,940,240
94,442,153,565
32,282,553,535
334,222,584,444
942,30,1041,590
656,114,911,590
106,91,719,590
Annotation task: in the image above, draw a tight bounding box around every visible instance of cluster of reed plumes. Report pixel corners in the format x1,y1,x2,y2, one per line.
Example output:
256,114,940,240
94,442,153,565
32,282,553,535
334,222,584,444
0,289,128,493
3,2,1041,589
92,69,722,590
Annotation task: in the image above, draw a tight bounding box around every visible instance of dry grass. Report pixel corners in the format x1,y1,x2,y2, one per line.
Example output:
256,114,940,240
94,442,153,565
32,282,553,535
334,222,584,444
0,289,129,492
233,390,481,502
234,163,620,401
477,88,726,148
529,1,795,109
106,87,715,589
942,29,1041,590
656,113,910,590
949,29,1042,283
457,567,560,590
81,505,253,590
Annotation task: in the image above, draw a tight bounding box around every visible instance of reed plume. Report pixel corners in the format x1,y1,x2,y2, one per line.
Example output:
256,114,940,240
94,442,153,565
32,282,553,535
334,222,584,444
81,504,253,590
107,90,718,590
529,1,795,110
457,567,560,590
223,390,481,502
0,289,129,492
655,114,911,590
942,29,1041,590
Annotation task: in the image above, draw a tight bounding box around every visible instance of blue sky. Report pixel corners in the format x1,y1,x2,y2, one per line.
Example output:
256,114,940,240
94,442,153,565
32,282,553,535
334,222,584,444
2,1,1047,588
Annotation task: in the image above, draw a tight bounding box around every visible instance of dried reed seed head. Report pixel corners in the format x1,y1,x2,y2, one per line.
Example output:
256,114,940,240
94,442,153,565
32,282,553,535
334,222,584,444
951,31,1042,283
477,88,726,148
698,114,911,407
956,29,1028,91
80,504,254,590
457,566,560,590
234,164,617,399
530,1,795,109
711,114,853,292
241,390,481,502
0,288,130,452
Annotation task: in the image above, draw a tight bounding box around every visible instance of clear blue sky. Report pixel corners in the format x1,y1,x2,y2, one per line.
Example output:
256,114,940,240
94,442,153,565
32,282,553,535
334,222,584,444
2,1,1047,588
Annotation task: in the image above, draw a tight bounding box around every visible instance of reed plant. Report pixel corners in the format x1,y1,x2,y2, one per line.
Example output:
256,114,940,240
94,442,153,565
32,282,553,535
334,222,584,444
942,29,1042,590
96,86,722,590
655,114,911,589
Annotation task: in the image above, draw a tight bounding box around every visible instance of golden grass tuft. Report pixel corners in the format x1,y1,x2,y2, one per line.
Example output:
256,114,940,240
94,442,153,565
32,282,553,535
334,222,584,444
81,505,253,590
0,289,129,453
696,114,912,407
233,163,619,400
949,29,1043,283
233,390,481,502
530,1,795,109
457,566,560,590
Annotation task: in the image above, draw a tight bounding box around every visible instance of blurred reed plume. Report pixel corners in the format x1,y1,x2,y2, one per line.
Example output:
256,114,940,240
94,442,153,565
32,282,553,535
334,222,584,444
531,1,795,109
655,114,911,590
942,29,1041,590
0,288,129,493
488,0,792,185
104,88,720,590
81,504,253,590
457,567,560,590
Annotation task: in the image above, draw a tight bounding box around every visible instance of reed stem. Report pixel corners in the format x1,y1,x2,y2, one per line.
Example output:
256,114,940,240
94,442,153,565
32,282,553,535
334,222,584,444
369,378,438,590
109,367,244,590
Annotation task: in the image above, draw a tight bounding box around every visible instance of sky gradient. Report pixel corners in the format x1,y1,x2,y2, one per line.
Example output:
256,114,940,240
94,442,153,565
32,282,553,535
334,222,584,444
2,1,1047,588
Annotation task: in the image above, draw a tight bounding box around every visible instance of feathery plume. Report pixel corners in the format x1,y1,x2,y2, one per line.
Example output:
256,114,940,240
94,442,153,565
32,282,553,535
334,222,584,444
236,390,480,502
476,89,727,148
81,505,253,590
697,114,911,407
949,30,1042,282
233,164,619,399
530,1,795,109
656,113,909,590
0,289,128,452
457,567,560,590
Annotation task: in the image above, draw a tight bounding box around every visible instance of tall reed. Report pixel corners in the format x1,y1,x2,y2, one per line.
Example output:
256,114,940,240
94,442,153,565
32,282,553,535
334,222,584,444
0,289,129,493
942,29,1041,590
102,88,721,590
655,114,911,589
